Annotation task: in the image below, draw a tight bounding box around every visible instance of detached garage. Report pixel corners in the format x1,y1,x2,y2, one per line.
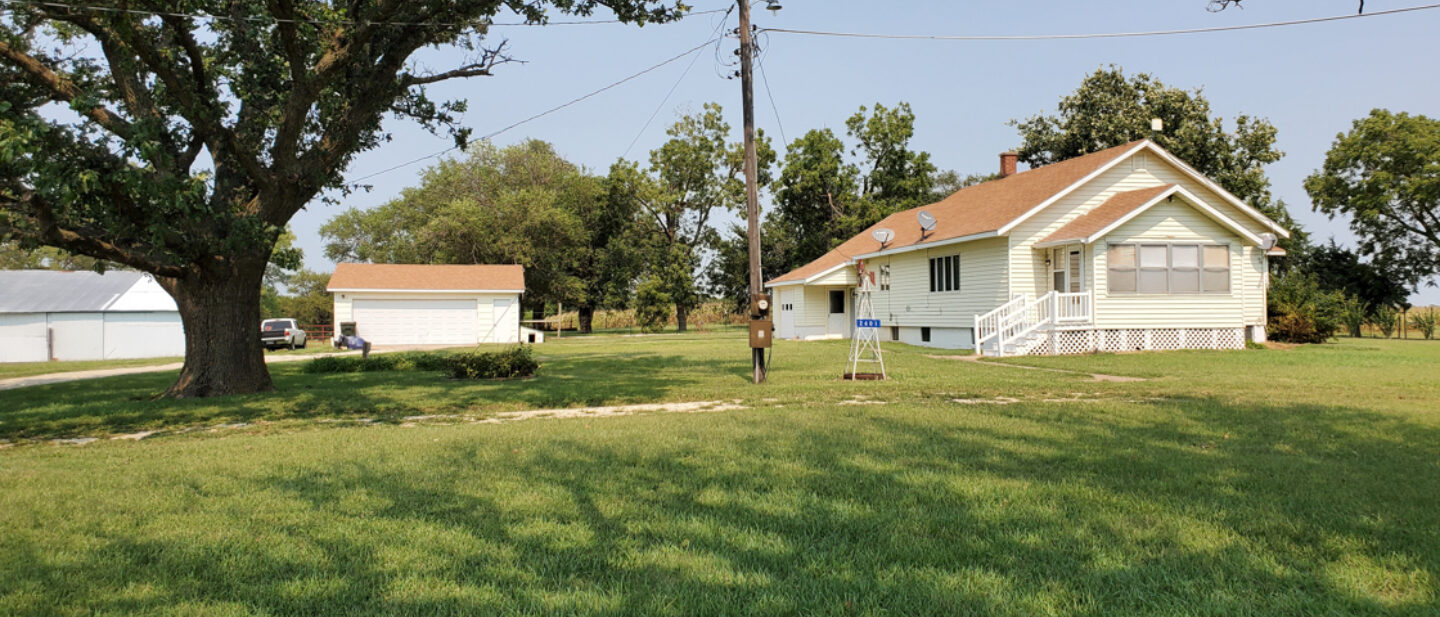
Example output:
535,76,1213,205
0,270,185,363
328,264,525,346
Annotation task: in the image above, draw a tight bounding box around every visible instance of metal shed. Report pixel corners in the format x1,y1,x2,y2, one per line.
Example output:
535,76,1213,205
0,270,185,363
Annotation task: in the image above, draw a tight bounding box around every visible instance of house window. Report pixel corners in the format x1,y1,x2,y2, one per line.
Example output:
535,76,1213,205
890,326,899,341
1138,244,1169,293
928,254,960,292
1108,243,1231,294
1107,245,1137,292
1203,245,1230,292
1068,250,1082,292
829,290,845,314
1051,248,1066,292
921,327,931,342
879,265,891,291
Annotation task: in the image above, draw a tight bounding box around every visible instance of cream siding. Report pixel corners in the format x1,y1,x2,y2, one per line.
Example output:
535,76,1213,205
809,267,857,287
1006,152,1276,299
1091,197,1254,329
330,291,521,344
867,236,1008,331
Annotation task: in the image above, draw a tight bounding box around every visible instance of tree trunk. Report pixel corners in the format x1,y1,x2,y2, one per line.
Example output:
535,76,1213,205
578,305,595,334
158,260,274,398
675,304,689,332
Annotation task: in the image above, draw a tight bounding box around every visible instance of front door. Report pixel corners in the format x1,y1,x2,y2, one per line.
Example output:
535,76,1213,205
777,288,795,339
826,289,848,336
1051,246,1085,293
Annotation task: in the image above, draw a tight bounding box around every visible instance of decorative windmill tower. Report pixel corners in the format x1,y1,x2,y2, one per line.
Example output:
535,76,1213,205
844,246,889,380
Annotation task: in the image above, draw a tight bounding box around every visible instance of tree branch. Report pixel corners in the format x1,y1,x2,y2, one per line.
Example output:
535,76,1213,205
11,190,186,277
0,40,134,140
401,41,513,86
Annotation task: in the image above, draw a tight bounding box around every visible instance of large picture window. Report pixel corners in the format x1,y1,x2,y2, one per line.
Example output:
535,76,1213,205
1108,243,1230,294
929,254,960,292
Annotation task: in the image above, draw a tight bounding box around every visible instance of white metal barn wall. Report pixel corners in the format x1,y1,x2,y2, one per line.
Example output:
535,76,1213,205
48,313,105,361
103,313,185,359
0,311,184,362
0,314,48,362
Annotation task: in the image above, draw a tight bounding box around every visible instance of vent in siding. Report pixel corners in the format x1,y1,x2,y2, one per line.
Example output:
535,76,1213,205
1132,153,1149,171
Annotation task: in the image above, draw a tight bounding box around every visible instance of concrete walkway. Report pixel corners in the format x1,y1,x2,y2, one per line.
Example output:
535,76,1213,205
0,345,470,391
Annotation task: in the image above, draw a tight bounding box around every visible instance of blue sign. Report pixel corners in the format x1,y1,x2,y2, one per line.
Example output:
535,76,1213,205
856,319,882,328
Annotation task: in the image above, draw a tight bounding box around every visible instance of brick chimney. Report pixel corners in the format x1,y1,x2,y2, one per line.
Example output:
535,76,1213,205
999,151,1018,178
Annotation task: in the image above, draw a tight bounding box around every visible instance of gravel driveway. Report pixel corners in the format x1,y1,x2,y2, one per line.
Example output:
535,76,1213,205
0,345,470,391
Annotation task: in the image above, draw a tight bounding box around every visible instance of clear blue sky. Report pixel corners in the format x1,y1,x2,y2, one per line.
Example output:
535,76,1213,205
291,0,1440,304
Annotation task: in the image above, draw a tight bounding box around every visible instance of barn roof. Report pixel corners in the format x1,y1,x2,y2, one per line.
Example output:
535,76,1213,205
0,270,153,313
327,263,526,293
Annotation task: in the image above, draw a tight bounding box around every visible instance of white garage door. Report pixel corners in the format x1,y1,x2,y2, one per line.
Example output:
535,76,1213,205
352,299,479,345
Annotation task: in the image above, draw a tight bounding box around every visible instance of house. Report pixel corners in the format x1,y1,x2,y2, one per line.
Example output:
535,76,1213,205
766,140,1288,356
327,263,525,345
0,270,185,363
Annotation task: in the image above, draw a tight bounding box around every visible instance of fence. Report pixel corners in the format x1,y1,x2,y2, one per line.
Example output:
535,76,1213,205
304,324,334,342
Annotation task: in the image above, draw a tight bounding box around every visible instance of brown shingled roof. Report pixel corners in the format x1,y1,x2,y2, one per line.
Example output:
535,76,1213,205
768,140,1145,286
327,263,525,292
1039,184,1177,245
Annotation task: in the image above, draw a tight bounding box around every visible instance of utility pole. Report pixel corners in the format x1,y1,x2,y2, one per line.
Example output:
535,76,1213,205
738,0,768,383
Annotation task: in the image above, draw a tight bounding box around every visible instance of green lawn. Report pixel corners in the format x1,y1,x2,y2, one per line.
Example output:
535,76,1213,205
1,335,1437,615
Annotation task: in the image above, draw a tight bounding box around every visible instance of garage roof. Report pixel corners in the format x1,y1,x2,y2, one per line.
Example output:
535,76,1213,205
327,263,525,293
0,270,150,313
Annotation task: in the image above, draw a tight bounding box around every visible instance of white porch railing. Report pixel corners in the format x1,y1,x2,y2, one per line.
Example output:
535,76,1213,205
1056,291,1092,324
975,290,1093,357
975,294,1027,352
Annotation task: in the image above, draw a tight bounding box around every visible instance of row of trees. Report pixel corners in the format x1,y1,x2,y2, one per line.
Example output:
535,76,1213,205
320,100,965,329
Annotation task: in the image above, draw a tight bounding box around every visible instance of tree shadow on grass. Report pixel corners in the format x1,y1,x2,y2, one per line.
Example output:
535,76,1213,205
4,394,1437,615
0,352,741,441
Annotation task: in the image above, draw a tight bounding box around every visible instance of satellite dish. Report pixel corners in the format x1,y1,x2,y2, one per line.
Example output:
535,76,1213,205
871,228,895,245
1259,233,1278,251
917,210,937,232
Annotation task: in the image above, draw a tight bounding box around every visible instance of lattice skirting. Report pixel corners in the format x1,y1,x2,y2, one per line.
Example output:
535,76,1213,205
1027,327,1246,356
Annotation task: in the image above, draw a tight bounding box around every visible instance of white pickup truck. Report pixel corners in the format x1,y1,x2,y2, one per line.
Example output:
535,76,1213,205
260,318,308,351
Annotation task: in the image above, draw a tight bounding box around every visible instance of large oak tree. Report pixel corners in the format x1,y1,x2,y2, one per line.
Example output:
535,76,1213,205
0,0,681,397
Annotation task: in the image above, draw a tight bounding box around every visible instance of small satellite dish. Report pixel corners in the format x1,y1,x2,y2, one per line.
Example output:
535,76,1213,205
917,210,937,232
1259,233,1278,251
871,228,895,245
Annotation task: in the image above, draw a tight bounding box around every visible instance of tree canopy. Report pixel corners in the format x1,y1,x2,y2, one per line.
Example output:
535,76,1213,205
0,0,684,397
1304,109,1440,289
607,103,773,331
322,139,600,306
1013,66,1296,238
764,102,939,279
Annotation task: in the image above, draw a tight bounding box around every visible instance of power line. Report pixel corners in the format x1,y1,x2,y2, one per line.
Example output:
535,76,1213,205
0,0,730,28
348,35,724,185
760,2,1440,41
755,52,787,147
621,5,735,158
